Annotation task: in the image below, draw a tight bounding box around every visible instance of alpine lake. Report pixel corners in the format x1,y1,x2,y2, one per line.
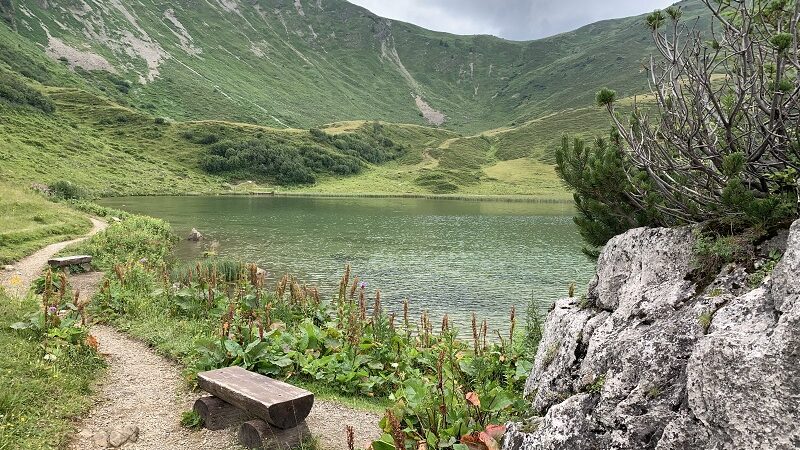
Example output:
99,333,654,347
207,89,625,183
99,196,596,334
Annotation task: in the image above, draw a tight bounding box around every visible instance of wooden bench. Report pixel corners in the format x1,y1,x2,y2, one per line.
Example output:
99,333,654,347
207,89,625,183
47,255,92,269
195,366,314,448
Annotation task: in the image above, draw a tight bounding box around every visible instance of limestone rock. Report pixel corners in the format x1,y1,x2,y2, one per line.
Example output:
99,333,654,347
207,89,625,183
187,228,203,241
505,221,800,450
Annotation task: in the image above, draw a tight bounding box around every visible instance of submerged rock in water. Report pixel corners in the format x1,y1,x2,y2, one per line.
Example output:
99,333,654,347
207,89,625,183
505,221,800,450
187,228,203,241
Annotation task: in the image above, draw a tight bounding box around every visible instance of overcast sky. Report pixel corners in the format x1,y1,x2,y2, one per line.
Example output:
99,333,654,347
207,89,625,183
347,0,677,41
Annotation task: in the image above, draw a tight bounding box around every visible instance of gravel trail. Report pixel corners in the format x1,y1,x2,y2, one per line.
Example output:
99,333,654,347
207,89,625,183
70,325,241,450
70,323,383,450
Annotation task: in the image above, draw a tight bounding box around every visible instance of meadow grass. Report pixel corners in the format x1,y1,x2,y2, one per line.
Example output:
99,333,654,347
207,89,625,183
0,183,91,264
0,289,104,450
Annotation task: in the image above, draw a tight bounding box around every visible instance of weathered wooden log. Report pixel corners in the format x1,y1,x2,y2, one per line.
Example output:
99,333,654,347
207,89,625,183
193,396,252,431
197,366,314,429
48,255,92,267
238,419,311,449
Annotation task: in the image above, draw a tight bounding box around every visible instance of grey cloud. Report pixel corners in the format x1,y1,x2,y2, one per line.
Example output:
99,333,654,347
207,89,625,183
348,0,677,40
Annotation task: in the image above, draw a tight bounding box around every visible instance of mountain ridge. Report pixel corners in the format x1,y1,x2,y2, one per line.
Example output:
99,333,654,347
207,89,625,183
2,0,705,132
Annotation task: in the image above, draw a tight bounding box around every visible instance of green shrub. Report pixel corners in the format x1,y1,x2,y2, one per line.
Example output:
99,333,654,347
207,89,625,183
49,180,89,200
195,122,404,185
0,70,55,113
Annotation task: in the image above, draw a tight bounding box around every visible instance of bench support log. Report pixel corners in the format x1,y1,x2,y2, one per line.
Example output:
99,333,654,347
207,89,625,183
193,396,252,431
238,419,311,449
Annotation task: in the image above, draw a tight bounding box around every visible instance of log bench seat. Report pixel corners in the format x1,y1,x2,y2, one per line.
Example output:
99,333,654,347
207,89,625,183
196,366,315,450
47,255,92,268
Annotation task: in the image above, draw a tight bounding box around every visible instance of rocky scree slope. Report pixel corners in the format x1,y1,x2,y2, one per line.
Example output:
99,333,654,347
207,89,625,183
505,221,800,449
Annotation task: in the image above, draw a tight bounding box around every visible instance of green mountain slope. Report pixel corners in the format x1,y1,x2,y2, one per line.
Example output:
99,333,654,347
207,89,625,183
2,0,706,133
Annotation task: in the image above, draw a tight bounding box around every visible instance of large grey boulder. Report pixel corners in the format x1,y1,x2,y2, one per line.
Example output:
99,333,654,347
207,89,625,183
506,221,800,450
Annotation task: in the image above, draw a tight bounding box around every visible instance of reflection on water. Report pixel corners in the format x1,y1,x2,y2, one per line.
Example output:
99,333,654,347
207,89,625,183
99,196,596,333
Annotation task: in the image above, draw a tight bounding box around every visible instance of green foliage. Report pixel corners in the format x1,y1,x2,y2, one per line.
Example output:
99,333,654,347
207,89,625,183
646,10,666,30
196,124,405,185
595,88,616,107
645,385,663,399
586,374,606,394
524,299,543,360
0,289,104,449
748,249,782,287
555,132,657,252
0,69,54,113
698,311,713,334
692,230,757,285
180,410,203,429
49,180,89,200
70,215,174,270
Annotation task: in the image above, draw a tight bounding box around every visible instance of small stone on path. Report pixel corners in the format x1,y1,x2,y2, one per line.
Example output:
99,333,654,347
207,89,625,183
108,429,128,447
92,431,109,448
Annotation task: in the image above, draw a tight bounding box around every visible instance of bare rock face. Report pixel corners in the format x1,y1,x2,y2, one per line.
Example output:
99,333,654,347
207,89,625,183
506,221,800,450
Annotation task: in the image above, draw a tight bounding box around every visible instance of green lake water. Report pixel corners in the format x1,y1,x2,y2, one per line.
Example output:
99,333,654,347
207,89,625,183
99,196,595,333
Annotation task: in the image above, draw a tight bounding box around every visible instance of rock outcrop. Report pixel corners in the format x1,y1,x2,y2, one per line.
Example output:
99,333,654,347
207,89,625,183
187,228,203,241
505,221,800,450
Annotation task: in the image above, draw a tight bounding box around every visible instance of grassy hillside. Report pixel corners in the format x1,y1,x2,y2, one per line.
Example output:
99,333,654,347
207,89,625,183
1,61,655,199
0,183,91,264
1,76,644,199
1,0,707,133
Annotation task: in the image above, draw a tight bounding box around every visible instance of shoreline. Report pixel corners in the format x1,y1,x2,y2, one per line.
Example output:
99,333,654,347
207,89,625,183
183,190,573,203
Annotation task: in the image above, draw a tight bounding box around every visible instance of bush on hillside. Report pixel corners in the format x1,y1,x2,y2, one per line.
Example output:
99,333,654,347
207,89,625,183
49,180,89,200
0,70,55,113
195,122,405,185
0,40,54,84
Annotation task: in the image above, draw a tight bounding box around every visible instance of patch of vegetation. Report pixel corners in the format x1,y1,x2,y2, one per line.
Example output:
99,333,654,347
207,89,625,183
0,69,55,113
0,183,91,264
698,311,714,334
0,281,104,449
645,385,663,399
541,342,560,368
414,171,460,194
180,410,203,429
196,123,406,185
748,250,782,288
49,180,90,200
586,374,606,394
691,230,757,287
